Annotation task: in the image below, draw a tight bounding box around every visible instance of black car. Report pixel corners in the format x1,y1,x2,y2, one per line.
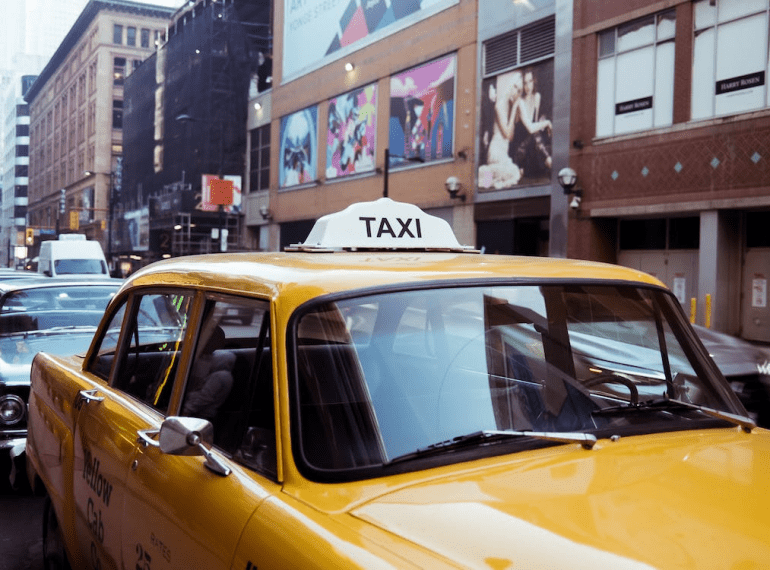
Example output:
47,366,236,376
693,325,770,428
0,276,122,487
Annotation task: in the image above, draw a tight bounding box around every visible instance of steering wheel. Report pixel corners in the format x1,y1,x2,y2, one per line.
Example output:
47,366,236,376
583,372,638,406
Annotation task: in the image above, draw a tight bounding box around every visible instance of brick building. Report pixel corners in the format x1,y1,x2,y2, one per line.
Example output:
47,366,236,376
250,0,573,254
568,0,770,340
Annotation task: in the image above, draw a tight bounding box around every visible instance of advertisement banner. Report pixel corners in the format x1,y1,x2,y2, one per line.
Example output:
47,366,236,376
200,175,242,213
388,54,455,166
326,84,377,179
279,106,318,188
478,60,553,190
283,0,455,81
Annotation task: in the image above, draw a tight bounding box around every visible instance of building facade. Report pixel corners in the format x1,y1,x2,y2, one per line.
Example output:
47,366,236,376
24,0,174,271
120,0,270,270
1,75,36,267
255,0,573,257
568,0,770,341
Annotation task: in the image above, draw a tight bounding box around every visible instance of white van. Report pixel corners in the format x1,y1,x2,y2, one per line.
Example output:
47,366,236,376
38,234,109,277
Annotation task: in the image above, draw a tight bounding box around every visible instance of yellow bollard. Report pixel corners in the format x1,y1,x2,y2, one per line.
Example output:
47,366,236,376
690,298,696,324
705,294,712,329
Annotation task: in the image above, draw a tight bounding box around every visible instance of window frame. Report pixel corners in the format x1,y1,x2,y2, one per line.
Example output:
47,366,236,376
596,9,676,138
691,0,770,120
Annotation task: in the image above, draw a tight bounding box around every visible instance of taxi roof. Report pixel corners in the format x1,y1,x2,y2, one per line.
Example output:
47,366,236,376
126,199,664,302
127,250,664,302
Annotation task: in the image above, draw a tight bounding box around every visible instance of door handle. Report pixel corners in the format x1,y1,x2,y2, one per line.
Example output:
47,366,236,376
137,428,160,448
79,389,105,403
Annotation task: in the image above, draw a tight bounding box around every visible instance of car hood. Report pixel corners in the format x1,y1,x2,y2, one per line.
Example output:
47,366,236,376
349,430,770,569
693,325,770,376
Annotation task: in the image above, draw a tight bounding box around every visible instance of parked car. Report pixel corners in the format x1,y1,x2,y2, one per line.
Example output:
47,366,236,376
693,324,770,428
0,276,122,486
25,199,769,569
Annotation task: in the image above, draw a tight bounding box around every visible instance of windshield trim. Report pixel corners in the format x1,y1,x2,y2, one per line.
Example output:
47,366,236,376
287,279,744,484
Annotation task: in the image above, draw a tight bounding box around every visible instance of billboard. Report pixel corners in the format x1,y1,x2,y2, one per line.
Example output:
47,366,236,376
326,84,377,179
388,54,455,166
279,106,318,188
478,59,553,190
283,0,456,81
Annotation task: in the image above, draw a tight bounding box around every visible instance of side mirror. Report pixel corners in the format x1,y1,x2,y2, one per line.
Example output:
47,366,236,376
158,416,231,476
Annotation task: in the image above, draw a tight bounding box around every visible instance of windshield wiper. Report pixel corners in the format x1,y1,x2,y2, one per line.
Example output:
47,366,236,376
387,429,597,465
593,397,755,433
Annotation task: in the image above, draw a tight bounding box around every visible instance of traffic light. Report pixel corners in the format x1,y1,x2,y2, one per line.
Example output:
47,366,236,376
25,227,34,245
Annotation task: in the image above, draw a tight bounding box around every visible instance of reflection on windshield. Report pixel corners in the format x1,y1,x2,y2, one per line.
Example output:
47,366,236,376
294,284,740,474
0,286,117,335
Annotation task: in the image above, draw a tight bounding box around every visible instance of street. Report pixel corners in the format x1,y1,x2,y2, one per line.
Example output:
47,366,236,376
0,458,44,570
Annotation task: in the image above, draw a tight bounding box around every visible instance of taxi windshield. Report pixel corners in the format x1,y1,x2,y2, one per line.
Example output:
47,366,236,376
292,283,742,478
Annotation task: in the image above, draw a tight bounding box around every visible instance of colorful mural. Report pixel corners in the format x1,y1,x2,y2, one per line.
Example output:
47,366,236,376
388,54,455,167
326,84,377,179
279,106,318,188
478,59,553,190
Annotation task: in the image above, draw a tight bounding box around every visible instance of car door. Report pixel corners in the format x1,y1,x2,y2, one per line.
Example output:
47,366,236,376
73,290,195,570
120,295,278,570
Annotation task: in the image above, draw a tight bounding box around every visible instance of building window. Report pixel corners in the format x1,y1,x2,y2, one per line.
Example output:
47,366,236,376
113,24,123,44
619,217,699,250
114,57,126,86
692,0,770,119
113,100,123,130
127,26,136,46
141,28,150,48
596,9,676,137
249,124,271,192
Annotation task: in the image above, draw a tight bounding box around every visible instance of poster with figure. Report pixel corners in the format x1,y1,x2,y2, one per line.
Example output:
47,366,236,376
279,106,318,188
326,84,377,179
478,59,554,191
389,54,455,167
283,0,455,80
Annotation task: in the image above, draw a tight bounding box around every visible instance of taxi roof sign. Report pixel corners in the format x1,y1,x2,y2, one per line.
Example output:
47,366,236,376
289,198,478,252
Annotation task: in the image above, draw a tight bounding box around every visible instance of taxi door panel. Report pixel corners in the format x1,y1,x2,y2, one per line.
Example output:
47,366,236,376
121,448,267,570
72,383,143,570
120,296,274,569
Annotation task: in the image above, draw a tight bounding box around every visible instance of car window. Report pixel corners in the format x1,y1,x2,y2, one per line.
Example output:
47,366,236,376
112,292,193,414
180,296,276,478
54,258,107,275
89,302,127,380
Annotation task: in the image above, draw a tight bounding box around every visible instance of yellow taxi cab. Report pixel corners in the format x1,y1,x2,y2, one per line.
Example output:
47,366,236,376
26,198,770,569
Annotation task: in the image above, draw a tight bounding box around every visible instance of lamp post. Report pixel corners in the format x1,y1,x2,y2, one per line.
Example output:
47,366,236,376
175,113,232,252
84,169,115,263
55,188,65,235
383,148,425,198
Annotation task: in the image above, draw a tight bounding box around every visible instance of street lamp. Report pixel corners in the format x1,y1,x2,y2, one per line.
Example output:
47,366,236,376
557,167,582,210
84,169,116,262
175,113,232,252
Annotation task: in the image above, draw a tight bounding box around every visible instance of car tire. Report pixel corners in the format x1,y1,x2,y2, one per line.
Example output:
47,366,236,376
43,496,71,570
